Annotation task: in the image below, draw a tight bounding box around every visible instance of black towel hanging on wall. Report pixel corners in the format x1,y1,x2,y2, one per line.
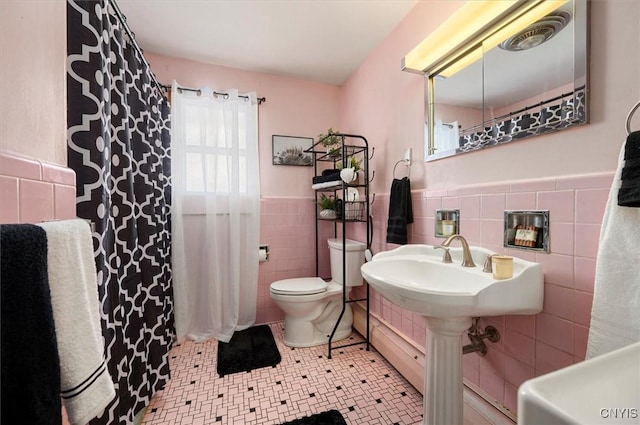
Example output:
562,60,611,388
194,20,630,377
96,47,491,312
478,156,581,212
386,177,414,244
618,131,640,207
0,224,61,425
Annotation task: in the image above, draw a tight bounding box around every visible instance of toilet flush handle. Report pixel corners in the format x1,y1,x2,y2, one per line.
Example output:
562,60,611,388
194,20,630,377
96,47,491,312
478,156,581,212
365,249,373,262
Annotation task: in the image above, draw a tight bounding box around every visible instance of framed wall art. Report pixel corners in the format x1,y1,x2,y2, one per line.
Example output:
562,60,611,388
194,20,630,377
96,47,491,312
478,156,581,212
272,135,313,166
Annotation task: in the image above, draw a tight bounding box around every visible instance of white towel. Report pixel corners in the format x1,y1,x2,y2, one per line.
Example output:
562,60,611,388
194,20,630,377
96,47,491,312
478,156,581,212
586,143,640,359
311,180,342,190
38,219,115,425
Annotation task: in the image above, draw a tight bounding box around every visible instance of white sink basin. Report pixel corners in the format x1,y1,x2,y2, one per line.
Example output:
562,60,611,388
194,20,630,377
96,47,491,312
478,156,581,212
360,244,543,318
361,242,545,425
518,342,640,425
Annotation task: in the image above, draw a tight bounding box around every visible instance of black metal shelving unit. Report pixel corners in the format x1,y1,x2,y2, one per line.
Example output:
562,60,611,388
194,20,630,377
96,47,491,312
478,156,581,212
305,133,372,359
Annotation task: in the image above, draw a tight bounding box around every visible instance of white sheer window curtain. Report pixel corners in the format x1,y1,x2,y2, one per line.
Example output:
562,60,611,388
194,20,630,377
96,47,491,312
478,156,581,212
171,81,260,343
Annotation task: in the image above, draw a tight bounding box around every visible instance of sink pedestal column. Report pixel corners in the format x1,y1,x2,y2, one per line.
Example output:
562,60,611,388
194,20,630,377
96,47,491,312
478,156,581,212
422,316,473,425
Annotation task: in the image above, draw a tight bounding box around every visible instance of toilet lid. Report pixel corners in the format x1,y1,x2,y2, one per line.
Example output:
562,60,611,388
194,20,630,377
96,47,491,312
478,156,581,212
270,277,328,295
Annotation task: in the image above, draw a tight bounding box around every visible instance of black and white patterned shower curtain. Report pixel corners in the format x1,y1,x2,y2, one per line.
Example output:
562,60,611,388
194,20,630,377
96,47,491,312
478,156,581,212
66,1,174,423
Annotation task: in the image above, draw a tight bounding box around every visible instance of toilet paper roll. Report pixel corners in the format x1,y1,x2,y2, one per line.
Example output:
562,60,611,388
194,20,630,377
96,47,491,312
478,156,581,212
259,248,268,262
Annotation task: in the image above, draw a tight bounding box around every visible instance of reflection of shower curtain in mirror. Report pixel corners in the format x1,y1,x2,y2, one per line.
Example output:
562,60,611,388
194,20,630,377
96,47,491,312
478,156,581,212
435,120,460,151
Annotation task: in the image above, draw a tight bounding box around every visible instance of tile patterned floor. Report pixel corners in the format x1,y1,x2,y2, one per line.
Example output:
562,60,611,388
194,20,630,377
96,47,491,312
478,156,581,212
142,322,424,425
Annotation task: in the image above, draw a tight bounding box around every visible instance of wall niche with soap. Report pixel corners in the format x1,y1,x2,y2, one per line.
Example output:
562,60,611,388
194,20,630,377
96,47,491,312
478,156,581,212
504,210,550,252
435,209,460,238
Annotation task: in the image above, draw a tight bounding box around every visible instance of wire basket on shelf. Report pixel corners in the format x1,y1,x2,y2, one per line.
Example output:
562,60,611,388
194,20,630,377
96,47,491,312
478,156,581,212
344,201,365,220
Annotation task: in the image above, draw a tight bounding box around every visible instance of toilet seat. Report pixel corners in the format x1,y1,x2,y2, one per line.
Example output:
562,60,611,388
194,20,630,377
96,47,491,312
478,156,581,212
270,277,327,295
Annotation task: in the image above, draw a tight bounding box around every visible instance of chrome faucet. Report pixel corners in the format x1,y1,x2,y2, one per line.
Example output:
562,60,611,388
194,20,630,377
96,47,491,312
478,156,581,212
437,234,476,267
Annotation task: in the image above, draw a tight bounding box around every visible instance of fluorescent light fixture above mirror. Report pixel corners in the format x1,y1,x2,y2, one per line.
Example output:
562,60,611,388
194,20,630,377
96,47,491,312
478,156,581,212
402,0,568,77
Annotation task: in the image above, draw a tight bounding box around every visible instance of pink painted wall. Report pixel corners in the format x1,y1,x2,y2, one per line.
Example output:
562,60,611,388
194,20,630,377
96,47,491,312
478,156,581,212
0,0,73,222
146,53,341,199
434,103,483,134
0,0,67,166
340,0,640,191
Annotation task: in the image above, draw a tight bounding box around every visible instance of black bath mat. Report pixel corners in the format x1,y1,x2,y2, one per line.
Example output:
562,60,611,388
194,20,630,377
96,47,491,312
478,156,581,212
281,410,347,425
216,325,281,377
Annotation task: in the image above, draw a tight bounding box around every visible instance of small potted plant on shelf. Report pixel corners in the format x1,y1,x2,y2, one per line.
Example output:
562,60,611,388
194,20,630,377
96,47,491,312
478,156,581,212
317,128,342,158
336,156,362,172
317,193,337,219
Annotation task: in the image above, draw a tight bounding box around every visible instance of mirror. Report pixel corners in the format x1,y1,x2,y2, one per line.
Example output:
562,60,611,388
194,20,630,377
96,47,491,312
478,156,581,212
425,0,588,161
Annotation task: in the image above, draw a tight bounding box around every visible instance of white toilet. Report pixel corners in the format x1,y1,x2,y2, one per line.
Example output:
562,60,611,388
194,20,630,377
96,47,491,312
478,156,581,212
270,238,366,347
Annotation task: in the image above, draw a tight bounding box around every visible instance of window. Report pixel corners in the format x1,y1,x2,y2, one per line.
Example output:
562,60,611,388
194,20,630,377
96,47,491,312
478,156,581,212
182,101,250,193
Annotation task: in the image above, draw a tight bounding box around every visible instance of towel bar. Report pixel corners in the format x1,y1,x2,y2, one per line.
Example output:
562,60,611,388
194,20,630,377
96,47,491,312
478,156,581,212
393,159,410,179
42,218,95,232
626,99,640,135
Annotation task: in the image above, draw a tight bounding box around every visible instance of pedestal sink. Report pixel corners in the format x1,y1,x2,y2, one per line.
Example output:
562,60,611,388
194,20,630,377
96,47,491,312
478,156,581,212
361,243,543,425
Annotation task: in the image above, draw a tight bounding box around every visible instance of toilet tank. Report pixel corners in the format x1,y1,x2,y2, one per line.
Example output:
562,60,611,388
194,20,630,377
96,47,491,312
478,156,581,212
327,238,366,287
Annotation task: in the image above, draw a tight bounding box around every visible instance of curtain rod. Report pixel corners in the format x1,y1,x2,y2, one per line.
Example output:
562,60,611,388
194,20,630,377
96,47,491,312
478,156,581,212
462,88,581,133
161,84,266,105
110,0,166,98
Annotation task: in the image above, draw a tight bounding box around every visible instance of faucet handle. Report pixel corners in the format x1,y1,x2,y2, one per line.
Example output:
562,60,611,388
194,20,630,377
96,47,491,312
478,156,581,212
434,245,452,263
483,254,497,273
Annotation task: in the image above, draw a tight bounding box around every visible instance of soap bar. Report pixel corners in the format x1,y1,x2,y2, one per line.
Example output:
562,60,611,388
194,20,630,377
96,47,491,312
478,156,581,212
514,225,538,247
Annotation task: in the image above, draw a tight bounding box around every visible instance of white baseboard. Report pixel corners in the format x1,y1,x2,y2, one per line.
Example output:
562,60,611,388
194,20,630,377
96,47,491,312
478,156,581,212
352,304,516,425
